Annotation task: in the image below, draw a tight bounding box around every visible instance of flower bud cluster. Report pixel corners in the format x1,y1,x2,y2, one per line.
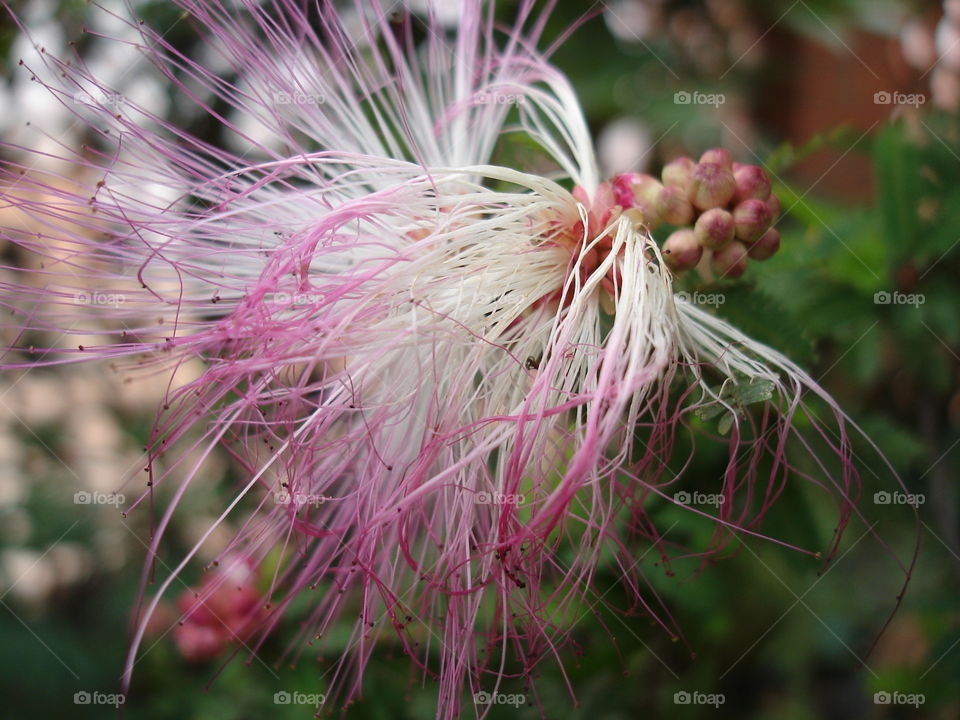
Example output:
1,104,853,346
614,149,781,279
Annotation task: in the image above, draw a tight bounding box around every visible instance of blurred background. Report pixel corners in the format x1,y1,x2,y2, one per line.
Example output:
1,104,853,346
0,0,958,717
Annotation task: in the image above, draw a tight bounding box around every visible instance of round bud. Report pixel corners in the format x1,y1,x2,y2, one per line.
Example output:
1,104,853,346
712,241,749,279
612,173,663,228
661,156,695,190
661,229,703,272
732,164,772,203
655,186,695,226
748,228,780,260
687,162,736,211
694,207,735,249
699,148,733,170
766,193,781,223
733,198,772,244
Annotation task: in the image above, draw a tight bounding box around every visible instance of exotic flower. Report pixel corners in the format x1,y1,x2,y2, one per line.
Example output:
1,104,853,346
1,0,915,715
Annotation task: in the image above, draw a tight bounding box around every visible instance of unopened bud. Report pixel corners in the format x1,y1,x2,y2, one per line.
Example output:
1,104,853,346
661,229,703,272
687,162,736,211
699,148,733,170
732,198,772,244
694,207,735,249
766,193,781,223
655,186,695,226
712,241,749,279
732,164,771,203
662,156,695,189
748,228,780,260
611,173,663,228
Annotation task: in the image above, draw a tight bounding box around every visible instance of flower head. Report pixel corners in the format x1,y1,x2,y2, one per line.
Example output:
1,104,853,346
1,0,916,715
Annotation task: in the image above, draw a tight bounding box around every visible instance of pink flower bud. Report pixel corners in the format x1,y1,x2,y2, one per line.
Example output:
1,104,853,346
748,228,780,260
623,173,664,228
712,241,749,279
732,198,772,244
732,164,771,203
694,207,735,249
661,228,702,272
661,156,695,190
687,162,736,211
766,193,781,223
699,147,733,170
655,186,695,226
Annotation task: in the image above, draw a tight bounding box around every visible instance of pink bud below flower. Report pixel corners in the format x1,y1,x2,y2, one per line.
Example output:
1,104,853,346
712,241,749,279
748,228,780,260
699,147,733,170
655,186,695,226
732,198,772,244
687,162,736,211
694,207,735,249
661,228,702,272
732,164,771,203
661,156,695,190
766,193,781,223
